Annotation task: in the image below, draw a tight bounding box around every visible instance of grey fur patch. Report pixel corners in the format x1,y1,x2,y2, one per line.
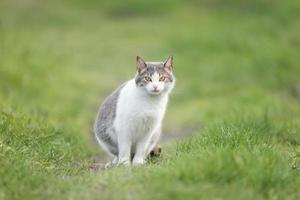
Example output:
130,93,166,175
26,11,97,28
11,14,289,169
94,83,125,156
135,62,174,87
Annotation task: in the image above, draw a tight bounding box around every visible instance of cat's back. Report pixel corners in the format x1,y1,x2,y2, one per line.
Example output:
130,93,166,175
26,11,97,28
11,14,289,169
94,82,126,134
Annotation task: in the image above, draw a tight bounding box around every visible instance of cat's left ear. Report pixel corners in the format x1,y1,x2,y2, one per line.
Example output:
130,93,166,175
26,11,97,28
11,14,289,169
164,56,173,72
136,56,147,74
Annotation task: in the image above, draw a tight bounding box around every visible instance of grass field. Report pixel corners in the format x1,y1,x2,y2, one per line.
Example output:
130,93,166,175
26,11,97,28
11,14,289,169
1,0,300,199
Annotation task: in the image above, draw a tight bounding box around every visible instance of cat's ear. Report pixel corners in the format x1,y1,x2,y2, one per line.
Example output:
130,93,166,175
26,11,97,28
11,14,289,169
164,55,173,72
136,56,147,73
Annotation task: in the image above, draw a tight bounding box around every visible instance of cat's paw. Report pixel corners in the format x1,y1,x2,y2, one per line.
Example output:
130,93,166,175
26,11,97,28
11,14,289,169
117,159,130,166
104,157,120,169
104,162,114,169
132,158,145,166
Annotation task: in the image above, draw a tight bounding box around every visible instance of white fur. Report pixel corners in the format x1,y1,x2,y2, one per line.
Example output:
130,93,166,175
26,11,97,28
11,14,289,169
112,78,174,165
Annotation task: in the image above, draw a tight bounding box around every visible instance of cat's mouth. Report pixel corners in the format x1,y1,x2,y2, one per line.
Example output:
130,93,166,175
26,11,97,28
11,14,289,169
149,89,161,95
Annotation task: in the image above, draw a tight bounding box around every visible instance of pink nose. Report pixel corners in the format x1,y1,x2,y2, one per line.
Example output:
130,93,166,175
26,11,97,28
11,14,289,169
153,86,158,90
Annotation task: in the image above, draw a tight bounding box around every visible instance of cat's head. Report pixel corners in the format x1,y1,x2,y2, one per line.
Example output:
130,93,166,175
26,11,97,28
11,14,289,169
135,56,175,96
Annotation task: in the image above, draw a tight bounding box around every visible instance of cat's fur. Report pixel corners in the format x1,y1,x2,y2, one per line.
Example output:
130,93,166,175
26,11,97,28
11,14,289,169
94,56,175,166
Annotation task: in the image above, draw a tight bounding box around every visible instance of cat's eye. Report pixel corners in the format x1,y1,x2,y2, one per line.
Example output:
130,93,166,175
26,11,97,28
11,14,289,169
159,76,165,81
144,76,152,82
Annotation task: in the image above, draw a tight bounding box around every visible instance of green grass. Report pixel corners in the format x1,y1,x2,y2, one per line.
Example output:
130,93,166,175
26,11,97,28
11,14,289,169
0,0,300,199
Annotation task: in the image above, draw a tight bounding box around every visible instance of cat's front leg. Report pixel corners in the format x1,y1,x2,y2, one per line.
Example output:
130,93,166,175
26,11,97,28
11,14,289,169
117,135,131,165
132,136,151,166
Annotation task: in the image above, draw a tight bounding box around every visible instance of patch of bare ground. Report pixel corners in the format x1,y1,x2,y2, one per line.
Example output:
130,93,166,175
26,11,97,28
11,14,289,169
289,83,300,102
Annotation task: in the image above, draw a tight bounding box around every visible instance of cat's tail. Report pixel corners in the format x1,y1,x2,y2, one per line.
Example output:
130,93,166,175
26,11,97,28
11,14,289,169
149,145,162,157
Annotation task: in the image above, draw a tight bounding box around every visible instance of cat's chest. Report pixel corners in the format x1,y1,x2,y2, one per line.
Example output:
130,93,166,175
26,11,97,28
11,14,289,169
125,104,161,137
116,98,163,134
125,99,163,118
116,81,168,121
116,96,166,127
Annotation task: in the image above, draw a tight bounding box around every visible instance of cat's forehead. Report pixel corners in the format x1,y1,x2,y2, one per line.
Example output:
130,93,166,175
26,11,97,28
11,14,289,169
142,62,166,75
146,62,164,67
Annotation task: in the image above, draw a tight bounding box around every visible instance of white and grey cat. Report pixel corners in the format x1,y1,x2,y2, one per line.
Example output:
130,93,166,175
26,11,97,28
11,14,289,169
94,56,175,166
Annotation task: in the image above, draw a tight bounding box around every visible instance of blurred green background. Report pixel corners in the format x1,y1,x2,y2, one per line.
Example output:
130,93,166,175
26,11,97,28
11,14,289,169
0,0,300,199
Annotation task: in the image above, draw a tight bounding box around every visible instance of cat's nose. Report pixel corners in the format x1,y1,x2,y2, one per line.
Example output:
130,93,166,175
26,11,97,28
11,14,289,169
153,85,158,90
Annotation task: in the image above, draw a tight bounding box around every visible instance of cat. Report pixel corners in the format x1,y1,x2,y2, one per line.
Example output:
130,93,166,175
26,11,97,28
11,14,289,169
94,55,175,166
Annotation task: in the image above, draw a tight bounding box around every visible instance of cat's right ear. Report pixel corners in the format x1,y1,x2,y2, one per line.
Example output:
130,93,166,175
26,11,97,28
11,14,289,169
136,56,147,73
